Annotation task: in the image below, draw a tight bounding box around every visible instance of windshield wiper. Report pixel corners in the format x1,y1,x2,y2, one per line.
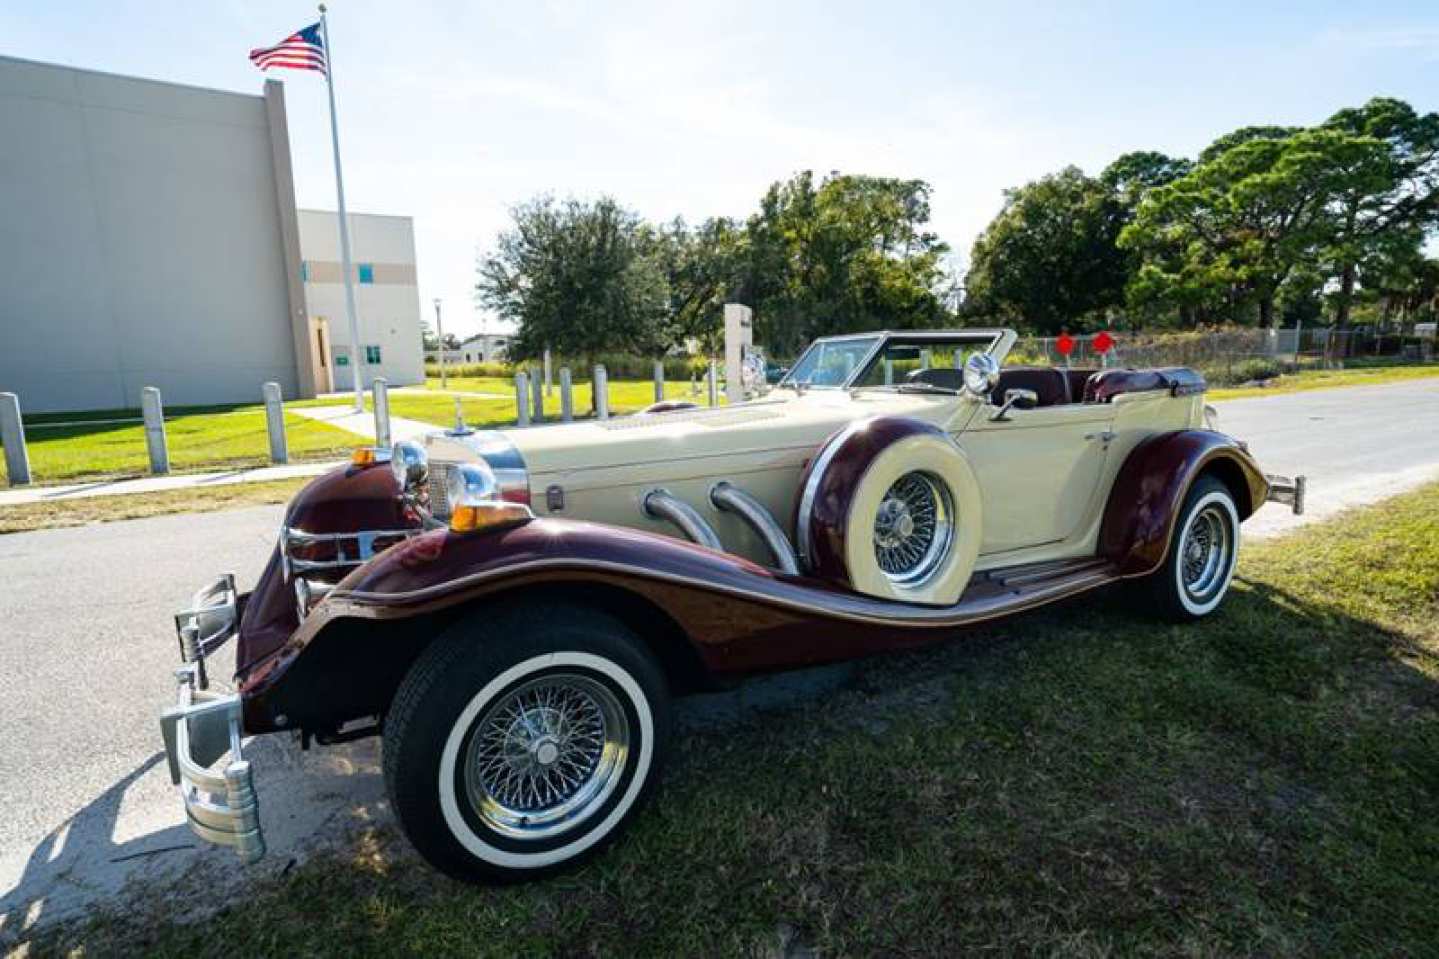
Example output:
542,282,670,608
894,382,958,395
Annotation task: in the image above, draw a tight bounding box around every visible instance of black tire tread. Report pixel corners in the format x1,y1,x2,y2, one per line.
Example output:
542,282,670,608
382,601,670,883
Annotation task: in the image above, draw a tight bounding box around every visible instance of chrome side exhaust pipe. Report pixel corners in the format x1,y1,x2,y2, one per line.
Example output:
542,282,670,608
709,482,800,575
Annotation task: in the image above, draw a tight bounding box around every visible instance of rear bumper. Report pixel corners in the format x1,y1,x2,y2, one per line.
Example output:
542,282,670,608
1265,473,1306,515
158,574,265,863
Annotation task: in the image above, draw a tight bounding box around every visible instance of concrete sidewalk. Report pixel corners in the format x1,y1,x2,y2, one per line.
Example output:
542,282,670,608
0,406,440,508
0,460,345,506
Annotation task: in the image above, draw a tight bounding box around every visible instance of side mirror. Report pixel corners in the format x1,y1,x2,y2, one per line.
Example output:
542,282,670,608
963,353,1000,397
990,387,1039,422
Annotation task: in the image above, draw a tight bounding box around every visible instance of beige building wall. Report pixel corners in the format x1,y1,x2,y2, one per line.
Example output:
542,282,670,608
0,56,311,412
297,209,425,389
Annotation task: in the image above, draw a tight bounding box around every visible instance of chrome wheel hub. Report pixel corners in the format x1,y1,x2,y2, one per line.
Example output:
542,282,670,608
464,673,629,839
1179,504,1232,600
873,471,955,586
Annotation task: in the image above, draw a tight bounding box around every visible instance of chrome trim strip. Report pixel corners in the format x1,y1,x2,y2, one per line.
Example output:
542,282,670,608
323,556,1121,632
710,481,800,575
795,420,864,571
280,526,421,573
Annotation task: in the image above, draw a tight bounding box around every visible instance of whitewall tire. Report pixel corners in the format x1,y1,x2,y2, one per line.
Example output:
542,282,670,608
1144,475,1241,621
383,605,670,883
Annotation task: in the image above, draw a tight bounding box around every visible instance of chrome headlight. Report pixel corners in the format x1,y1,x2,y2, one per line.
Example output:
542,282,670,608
390,440,429,490
445,461,533,534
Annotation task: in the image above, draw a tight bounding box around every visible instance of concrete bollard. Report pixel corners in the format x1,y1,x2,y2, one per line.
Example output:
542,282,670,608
543,349,553,396
531,369,545,423
141,386,169,475
560,368,573,422
920,348,932,370
653,360,664,403
371,378,390,449
262,382,288,464
707,362,719,407
0,392,31,486
594,365,609,420
515,371,531,427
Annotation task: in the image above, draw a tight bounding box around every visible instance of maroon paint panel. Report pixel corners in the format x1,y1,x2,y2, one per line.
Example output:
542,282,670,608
234,461,420,674
236,516,1128,733
1098,430,1268,576
798,416,948,587
284,460,415,531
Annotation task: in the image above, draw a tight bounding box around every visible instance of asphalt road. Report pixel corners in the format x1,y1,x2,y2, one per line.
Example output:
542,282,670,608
2,376,1437,943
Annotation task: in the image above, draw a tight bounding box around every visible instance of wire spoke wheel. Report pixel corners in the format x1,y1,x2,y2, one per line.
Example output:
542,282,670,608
463,673,629,840
872,471,955,587
1179,504,1232,601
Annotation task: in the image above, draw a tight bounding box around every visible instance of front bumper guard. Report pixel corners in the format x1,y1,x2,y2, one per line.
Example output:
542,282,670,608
159,574,265,863
1265,473,1306,515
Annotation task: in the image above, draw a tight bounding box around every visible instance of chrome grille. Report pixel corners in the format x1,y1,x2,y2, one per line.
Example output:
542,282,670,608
428,462,454,520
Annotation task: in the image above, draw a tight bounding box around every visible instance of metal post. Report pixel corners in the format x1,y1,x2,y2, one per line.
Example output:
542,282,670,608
0,392,31,486
515,372,531,427
262,382,288,464
543,349,553,396
653,360,664,403
531,369,544,423
707,361,719,407
317,5,365,414
372,377,390,448
433,299,446,389
140,386,169,475
560,367,573,422
594,365,610,420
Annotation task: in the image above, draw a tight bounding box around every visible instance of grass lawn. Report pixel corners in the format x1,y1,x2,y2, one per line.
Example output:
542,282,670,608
300,379,714,431
0,477,311,534
1208,363,1439,401
1,407,359,486
34,483,1439,956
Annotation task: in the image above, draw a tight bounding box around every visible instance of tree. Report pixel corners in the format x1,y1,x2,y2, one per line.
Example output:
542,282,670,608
1318,98,1439,327
476,196,670,382
964,166,1130,333
1121,130,1364,327
734,172,952,354
652,216,745,355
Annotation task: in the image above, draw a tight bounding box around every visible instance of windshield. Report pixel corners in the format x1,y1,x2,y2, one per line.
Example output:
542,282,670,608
851,338,996,389
779,336,880,388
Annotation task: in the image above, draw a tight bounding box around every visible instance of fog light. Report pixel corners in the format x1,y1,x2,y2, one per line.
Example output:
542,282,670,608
350,447,391,467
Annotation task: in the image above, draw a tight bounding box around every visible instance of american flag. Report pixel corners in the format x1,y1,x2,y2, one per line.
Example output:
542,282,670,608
249,22,327,75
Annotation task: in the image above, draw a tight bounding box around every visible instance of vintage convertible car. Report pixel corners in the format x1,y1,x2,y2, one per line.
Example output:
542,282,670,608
161,328,1305,882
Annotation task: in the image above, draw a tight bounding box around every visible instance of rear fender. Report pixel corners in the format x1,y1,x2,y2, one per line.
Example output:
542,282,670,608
1099,430,1268,576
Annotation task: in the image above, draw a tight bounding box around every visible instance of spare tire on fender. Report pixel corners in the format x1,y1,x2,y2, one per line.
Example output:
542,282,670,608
796,416,982,605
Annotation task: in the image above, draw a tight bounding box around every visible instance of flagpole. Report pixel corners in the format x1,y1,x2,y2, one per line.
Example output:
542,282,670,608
317,4,364,413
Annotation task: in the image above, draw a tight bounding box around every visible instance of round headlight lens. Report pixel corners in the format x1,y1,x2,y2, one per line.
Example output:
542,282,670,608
390,440,429,490
446,460,498,508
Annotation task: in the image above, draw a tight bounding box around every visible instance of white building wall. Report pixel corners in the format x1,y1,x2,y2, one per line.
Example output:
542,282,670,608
298,210,425,389
0,56,303,412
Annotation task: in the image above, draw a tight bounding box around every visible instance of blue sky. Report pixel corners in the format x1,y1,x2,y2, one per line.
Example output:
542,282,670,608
4,1,1437,337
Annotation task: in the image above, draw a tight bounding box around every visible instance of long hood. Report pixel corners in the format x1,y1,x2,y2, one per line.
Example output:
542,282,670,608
502,389,960,482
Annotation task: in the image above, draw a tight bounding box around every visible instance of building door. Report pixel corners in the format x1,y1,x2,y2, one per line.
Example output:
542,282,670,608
310,317,334,393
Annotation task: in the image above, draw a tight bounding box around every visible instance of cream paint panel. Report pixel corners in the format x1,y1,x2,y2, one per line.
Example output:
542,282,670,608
959,402,1117,554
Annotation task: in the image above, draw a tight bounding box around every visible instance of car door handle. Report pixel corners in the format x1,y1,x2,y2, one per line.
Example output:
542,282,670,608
1085,430,1117,442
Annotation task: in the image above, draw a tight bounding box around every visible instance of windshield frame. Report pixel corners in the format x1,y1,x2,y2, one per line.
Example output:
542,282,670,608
778,329,1014,391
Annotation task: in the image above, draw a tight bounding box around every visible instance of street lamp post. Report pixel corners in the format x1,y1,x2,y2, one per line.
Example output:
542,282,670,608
433,298,447,390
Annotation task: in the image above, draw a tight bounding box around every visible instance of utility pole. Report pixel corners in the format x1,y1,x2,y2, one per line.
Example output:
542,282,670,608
433,298,446,389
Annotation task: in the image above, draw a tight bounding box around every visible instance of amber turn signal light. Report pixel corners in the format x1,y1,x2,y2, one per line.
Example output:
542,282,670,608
450,501,533,534
350,447,378,467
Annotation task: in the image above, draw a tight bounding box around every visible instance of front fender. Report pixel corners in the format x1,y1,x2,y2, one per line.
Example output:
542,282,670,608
1099,430,1269,577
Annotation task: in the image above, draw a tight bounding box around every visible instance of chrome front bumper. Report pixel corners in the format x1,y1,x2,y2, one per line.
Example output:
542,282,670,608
158,574,265,863
1265,473,1307,515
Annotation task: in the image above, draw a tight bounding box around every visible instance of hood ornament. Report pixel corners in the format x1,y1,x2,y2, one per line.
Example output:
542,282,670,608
447,396,474,436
